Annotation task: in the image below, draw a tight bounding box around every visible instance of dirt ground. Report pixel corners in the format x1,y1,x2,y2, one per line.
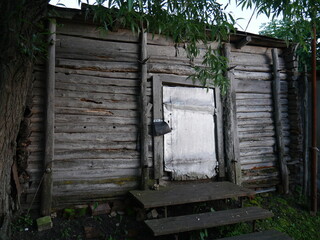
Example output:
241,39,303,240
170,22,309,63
10,193,320,240
10,199,224,240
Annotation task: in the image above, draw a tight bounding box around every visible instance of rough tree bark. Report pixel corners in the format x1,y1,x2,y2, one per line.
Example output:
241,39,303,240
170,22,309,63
0,0,47,237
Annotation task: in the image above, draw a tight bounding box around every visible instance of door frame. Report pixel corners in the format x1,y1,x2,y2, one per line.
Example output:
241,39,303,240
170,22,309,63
151,75,225,181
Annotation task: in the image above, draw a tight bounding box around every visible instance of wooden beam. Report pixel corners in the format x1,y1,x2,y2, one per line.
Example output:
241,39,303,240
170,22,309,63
272,48,289,194
41,18,56,216
152,76,164,180
236,36,252,49
223,43,242,185
140,29,149,190
215,87,225,178
303,65,309,195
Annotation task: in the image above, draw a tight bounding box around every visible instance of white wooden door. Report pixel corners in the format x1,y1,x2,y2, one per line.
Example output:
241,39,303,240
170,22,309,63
163,86,217,180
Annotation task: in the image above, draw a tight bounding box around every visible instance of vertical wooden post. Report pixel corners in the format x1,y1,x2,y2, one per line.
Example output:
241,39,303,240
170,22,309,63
41,19,56,216
215,87,225,178
310,24,317,215
223,43,241,185
272,48,289,194
303,65,309,195
140,29,149,189
152,76,164,180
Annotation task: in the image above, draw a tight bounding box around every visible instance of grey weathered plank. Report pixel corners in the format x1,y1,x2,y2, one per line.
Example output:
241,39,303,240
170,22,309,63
152,75,164,180
272,48,289,194
224,43,241,185
56,23,139,43
216,230,292,240
140,30,149,190
55,67,139,79
130,181,255,209
41,18,55,216
145,207,273,236
215,87,225,178
55,72,139,87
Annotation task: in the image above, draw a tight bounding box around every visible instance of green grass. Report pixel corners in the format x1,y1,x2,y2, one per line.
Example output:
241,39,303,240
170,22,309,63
218,192,320,240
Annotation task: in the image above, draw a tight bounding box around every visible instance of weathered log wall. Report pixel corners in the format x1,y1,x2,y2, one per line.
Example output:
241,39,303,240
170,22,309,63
229,44,292,191
21,18,302,210
52,22,142,207
20,65,46,210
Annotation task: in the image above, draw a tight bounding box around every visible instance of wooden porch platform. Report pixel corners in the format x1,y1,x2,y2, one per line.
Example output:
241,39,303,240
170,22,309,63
130,181,255,208
129,181,287,239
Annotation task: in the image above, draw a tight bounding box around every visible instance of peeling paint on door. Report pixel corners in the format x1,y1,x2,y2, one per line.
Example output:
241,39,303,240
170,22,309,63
163,86,217,180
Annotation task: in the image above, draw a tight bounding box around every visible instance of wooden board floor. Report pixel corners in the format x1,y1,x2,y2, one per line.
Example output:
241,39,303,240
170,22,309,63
216,229,292,240
145,206,273,236
130,181,255,208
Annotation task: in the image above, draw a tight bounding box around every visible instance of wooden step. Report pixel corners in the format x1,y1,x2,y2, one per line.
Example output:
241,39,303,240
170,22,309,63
130,181,255,208
216,229,292,240
145,206,273,236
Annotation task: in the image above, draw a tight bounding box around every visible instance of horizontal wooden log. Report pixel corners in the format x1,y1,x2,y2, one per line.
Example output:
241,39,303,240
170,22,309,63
239,138,276,148
53,168,140,180
54,149,140,160
237,118,274,126
54,123,137,133
237,106,273,113
55,132,137,142
237,111,273,119
238,131,275,139
240,154,277,165
55,82,138,95
237,98,273,106
240,147,275,157
53,158,140,170
148,63,194,75
55,97,138,109
58,34,138,54
238,124,275,132
57,59,138,73
230,52,285,66
241,162,277,170
235,79,271,93
55,89,138,102
231,44,283,55
52,185,139,207
55,67,139,79
236,93,271,100
56,72,139,87
55,108,138,118
234,71,287,81
55,114,139,125
150,73,204,87
56,23,139,42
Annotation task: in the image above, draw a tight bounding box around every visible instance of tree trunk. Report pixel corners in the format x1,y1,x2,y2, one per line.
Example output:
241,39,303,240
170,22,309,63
0,0,47,237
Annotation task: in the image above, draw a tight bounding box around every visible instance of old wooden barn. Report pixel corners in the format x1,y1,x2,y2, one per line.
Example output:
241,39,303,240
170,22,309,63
18,7,304,213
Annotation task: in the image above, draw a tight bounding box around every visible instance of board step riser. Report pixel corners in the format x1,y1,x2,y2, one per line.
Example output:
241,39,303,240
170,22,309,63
216,229,292,240
145,206,273,236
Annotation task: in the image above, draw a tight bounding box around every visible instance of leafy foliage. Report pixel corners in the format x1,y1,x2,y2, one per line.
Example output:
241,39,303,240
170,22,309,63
237,0,320,71
218,193,320,240
259,19,320,71
80,0,236,92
